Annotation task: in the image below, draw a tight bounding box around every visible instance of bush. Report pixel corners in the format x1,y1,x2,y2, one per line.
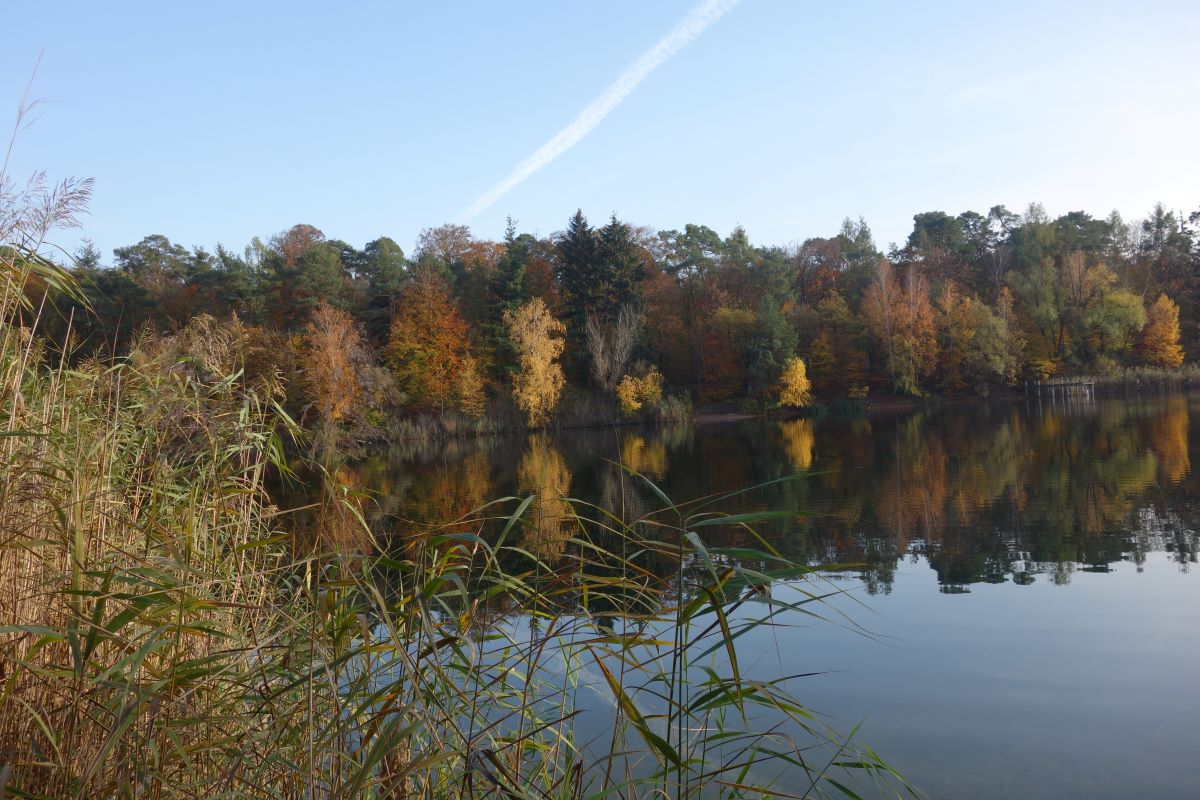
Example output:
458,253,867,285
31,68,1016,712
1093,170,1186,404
616,365,664,417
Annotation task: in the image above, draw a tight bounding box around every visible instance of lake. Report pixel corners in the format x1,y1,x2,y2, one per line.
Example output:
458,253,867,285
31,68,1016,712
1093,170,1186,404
339,393,1200,798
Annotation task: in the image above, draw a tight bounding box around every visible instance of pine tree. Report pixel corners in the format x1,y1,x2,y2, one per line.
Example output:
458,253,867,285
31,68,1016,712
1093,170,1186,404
746,296,798,400
485,218,531,377
556,210,601,334
597,214,646,318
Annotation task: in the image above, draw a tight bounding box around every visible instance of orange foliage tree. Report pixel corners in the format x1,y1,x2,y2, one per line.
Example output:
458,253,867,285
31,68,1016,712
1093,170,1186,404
865,261,937,395
303,302,366,424
386,270,484,415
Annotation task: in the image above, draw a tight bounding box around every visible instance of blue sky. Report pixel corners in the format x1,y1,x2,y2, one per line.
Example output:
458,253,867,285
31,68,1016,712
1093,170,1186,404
4,0,1198,261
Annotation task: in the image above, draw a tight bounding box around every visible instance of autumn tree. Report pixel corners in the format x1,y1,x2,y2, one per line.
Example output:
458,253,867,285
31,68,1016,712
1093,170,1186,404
935,282,1020,392
303,302,366,426
1077,263,1146,366
640,261,692,387
898,269,939,395
863,259,899,385
699,302,755,402
777,357,812,408
1141,293,1184,367
505,298,567,427
416,223,474,270
935,282,974,392
456,354,486,417
807,293,868,399
386,269,483,416
616,366,663,416
272,223,325,268
865,261,936,395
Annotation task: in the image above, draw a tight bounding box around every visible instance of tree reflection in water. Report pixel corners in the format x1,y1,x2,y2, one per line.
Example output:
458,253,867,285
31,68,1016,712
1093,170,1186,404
341,396,1200,594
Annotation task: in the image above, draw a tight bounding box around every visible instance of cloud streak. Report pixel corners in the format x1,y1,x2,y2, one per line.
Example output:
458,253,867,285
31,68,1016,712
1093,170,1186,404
458,0,741,222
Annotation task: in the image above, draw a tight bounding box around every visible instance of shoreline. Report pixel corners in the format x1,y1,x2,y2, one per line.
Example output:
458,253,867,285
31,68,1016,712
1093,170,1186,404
333,380,1200,454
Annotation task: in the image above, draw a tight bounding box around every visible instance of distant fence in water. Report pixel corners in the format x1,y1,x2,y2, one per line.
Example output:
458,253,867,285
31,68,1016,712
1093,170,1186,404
1025,379,1096,400
1025,367,1200,400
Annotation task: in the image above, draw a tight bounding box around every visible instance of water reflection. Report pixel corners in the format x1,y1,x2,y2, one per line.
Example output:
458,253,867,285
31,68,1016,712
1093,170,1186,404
329,395,1200,800
516,434,573,560
342,395,1199,593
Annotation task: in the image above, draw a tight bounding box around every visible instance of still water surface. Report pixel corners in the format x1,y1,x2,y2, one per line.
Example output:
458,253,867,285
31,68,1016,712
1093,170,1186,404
345,394,1200,798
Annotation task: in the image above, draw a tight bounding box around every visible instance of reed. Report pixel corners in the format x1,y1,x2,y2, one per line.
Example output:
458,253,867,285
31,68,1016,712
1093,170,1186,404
1,137,906,799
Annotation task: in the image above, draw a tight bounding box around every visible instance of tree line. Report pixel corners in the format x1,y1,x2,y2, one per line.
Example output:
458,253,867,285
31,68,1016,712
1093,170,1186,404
48,201,1197,434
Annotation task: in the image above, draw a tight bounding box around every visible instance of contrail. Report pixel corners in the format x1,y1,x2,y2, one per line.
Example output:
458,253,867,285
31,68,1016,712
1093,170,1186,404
457,0,741,222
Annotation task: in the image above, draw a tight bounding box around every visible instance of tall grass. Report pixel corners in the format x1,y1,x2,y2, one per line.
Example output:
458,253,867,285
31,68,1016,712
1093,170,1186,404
1089,364,1200,394
1,145,907,798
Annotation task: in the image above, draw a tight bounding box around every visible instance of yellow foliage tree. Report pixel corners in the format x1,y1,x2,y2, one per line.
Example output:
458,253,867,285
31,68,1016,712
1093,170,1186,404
1141,293,1184,367
504,298,566,427
456,353,486,418
777,357,812,408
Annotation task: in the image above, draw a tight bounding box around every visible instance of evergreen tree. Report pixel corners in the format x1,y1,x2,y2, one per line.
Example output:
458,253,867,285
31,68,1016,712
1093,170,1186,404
556,210,601,335
485,218,533,379
358,236,407,344
746,296,797,400
597,214,645,319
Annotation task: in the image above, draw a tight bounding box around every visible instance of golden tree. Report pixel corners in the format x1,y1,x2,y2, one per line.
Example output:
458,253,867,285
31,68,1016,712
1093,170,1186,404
777,357,812,408
1141,293,1184,367
456,353,486,417
616,366,663,416
504,298,566,427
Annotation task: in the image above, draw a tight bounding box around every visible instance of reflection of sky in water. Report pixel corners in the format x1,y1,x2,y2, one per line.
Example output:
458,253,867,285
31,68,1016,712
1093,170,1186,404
764,554,1200,799
345,394,1200,798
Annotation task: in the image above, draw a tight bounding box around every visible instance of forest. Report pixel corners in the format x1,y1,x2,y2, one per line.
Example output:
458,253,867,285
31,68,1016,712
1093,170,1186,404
46,201,1198,439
